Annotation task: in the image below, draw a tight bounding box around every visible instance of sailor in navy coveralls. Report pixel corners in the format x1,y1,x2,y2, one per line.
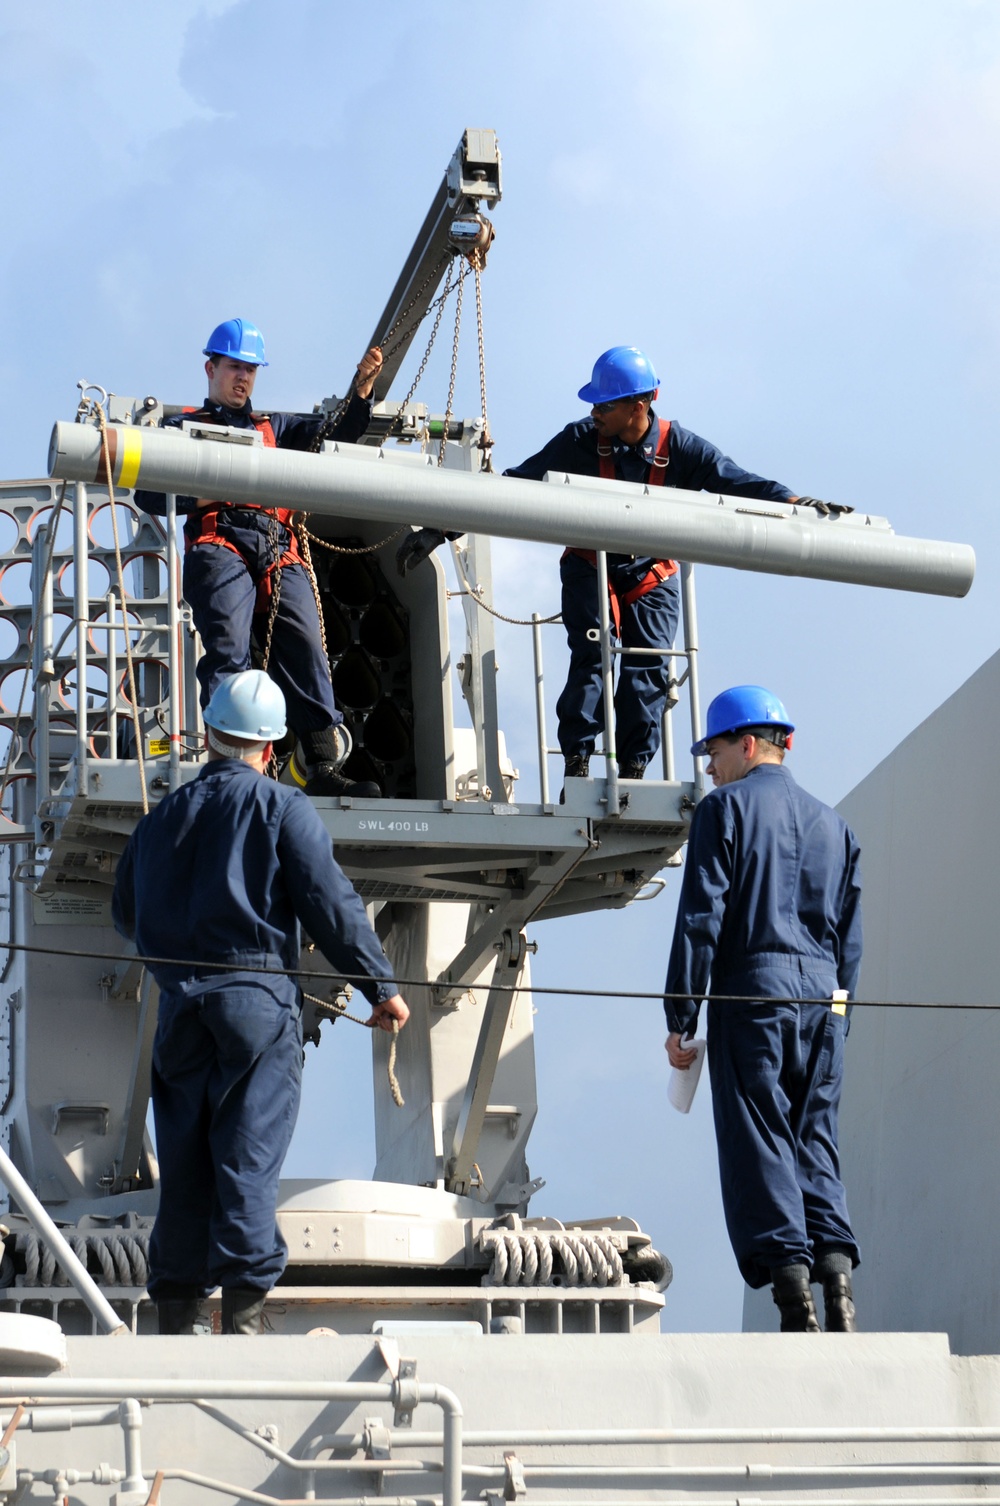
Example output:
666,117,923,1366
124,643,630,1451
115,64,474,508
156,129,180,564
664,685,862,1332
112,670,409,1335
135,317,384,800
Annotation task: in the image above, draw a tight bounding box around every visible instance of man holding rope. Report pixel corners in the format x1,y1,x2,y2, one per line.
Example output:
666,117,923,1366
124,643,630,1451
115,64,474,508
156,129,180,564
664,685,862,1333
112,670,409,1336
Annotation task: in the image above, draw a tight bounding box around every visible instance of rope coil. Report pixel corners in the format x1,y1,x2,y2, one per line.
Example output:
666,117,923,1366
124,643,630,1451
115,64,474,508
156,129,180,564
480,1228,626,1288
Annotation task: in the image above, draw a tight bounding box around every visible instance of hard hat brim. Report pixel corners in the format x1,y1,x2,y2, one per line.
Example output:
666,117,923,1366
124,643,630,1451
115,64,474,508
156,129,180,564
203,348,269,367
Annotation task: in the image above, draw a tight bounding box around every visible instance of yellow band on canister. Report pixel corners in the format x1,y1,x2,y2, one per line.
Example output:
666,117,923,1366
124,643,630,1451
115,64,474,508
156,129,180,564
116,428,143,490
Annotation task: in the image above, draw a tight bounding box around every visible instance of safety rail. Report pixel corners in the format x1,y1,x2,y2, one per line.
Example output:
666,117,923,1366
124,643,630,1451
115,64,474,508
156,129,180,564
528,554,704,809
0,479,195,836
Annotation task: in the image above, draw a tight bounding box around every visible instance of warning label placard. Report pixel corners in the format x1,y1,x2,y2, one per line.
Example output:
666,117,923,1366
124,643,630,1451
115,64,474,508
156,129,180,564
32,894,113,927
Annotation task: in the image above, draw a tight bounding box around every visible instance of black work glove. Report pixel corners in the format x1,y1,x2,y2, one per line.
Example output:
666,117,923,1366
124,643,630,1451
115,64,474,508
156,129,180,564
795,495,855,517
396,527,449,576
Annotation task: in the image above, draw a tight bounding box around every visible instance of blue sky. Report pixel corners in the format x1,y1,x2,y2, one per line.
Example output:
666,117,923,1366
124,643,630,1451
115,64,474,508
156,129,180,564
2,0,998,1331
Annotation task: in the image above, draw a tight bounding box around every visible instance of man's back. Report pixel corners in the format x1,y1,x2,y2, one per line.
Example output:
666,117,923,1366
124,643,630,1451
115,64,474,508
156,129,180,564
113,761,306,975
672,763,862,997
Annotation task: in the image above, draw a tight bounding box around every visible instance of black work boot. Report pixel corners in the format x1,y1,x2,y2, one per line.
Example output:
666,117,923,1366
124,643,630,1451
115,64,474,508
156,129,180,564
770,1264,821,1333
822,1273,857,1332
305,763,381,799
156,1298,211,1336
221,1287,268,1335
559,754,590,804
813,1247,857,1332
619,761,648,780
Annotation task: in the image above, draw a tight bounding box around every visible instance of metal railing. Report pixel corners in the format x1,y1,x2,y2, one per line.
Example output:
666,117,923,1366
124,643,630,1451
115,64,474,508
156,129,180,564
530,555,705,810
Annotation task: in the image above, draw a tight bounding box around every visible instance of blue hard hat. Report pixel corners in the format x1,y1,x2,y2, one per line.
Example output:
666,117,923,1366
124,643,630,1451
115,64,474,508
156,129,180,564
691,685,795,757
578,346,660,405
204,670,287,741
203,318,269,367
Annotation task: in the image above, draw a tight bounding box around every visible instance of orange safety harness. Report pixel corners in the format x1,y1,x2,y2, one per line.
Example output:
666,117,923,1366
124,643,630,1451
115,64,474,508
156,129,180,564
182,409,305,610
562,421,678,635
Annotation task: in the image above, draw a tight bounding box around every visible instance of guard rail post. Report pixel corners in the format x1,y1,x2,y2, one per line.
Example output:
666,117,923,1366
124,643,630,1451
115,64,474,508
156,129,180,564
680,563,705,801
73,483,89,785
531,613,550,805
594,549,619,816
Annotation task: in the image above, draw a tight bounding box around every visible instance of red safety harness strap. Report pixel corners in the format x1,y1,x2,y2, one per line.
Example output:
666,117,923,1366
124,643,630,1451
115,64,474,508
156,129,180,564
562,420,677,634
182,412,304,610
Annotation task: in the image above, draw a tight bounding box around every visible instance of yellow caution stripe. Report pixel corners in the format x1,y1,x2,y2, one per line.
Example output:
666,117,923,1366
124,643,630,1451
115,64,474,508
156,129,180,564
116,428,143,490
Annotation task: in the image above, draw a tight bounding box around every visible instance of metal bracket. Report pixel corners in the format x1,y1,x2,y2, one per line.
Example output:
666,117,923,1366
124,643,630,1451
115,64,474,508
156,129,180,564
391,1357,418,1430
378,1338,419,1430
503,1450,528,1498
363,1415,392,1461
179,421,264,447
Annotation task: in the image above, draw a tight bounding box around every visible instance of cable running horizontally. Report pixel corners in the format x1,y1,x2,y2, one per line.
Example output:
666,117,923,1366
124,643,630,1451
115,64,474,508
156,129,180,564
0,938,987,1014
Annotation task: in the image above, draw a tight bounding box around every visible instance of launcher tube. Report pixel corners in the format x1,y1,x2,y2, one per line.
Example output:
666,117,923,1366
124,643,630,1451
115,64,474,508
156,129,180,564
48,422,975,598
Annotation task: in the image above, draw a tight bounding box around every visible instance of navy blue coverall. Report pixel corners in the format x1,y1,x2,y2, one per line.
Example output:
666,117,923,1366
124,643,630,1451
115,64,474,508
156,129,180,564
506,417,795,770
134,393,372,738
112,759,398,1301
664,763,862,1288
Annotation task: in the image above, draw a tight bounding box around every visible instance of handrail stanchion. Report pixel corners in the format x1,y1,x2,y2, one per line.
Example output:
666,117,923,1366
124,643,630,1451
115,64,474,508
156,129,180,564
105,591,117,760
680,563,705,800
73,483,89,786
531,612,550,805
165,494,181,791
662,654,677,782
594,549,619,816
31,527,53,822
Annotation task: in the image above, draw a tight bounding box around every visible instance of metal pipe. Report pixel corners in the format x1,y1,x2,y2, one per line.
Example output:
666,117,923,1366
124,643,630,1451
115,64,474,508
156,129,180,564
142,1473,426,1506
314,1423,1000,1448
49,422,976,599
531,614,550,804
11,1406,123,1432
0,1144,128,1336
31,527,52,821
594,550,618,816
663,655,676,781
541,1499,1000,1506
0,1377,463,1506
105,591,117,759
165,494,181,791
118,1398,147,1497
681,562,706,801
73,483,89,783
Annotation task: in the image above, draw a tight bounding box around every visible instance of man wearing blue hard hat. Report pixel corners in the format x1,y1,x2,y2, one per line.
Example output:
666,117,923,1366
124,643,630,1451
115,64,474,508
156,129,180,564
498,347,845,793
664,686,862,1334
135,318,385,799
112,669,410,1336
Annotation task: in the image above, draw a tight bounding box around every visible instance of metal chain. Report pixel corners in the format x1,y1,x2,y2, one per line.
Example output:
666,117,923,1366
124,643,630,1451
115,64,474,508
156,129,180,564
380,259,464,453
300,525,407,557
259,513,285,676
298,261,467,560
471,249,494,472
292,520,330,666
304,990,404,1108
378,251,455,363
438,263,464,468
309,252,453,453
